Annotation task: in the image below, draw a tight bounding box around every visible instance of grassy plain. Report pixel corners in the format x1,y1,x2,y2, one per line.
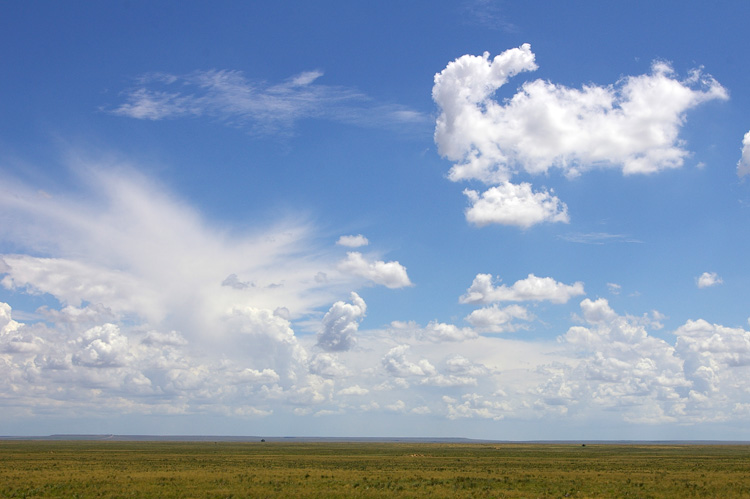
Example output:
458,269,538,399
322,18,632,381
1,440,750,498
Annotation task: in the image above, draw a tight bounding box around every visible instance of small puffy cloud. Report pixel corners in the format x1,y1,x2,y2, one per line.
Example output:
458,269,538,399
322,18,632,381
73,323,131,368
338,252,412,288
444,355,489,377
308,353,349,378
388,320,477,342
386,400,407,412
465,304,531,332
578,297,620,324
421,321,478,342
460,273,584,304
464,183,569,228
0,302,20,334
444,393,508,420
382,345,436,377
316,292,367,352
738,131,750,177
336,234,369,248
433,44,728,228
338,385,369,396
607,283,622,295
422,374,478,387
696,272,723,288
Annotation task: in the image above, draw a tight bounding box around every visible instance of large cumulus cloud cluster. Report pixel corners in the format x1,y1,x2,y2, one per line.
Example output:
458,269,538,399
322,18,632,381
433,44,728,228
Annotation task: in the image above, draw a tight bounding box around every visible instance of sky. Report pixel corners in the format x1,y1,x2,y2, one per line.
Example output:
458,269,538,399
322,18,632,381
1,1,750,440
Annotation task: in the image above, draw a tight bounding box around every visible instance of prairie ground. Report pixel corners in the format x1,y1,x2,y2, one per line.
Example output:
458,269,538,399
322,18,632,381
1,440,749,497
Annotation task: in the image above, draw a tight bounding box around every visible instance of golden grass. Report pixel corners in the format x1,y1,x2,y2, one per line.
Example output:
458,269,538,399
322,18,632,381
1,440,750,497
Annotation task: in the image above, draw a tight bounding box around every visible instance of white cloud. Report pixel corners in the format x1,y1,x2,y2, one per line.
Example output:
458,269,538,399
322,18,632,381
336,234,369,248
464,304,531,332
460,273,585,304
444,355,489,377
0,162,388,328
4,158,750,431
607,283,622,295
421,321,477,342
738,131,750,177
445,393,508,420
675,320,750,394
316,292,367,352
388,320,478,342
338,385,369,396
558,298,691,420
433,44,728,227
308,353,349,378
0,159,415,418
696,271,723,288
111,69,428,135
73,323,131,368
338,252,412,288
382,345,436,377
464,182,569,228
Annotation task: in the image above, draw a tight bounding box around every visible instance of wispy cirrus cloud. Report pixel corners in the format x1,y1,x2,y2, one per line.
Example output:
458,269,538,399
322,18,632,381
109,69,429,135
558,232,643,244
462,0,518,32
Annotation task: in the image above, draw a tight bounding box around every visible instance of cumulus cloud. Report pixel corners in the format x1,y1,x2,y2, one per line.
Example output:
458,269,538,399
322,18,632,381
464,304,531,332
316,292,367,352
336,234,369,248
308,353,349,378
4,156,750,431
738,131,750,177
536,298,750,423
338,252,412,288
382,345,437,377
388,320,478,342
73,323,131,368
675,320,750,394
110,69,428,135
558,298,690,419
460,273,585,304
0,158,419,420
463,183,569,228
338,385,369,396
433,44,728,227
696,272,723,288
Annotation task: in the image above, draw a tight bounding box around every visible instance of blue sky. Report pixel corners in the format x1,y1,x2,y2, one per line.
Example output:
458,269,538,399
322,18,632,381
2,1,750,440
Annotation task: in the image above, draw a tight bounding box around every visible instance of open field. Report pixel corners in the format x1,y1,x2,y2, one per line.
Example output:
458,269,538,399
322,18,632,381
1,441,750,498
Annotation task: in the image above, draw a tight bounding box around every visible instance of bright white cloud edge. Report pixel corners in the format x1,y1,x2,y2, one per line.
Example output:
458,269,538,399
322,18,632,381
696,271,723,289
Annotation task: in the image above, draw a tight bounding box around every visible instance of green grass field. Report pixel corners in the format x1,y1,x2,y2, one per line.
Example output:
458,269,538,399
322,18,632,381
1,441,750,497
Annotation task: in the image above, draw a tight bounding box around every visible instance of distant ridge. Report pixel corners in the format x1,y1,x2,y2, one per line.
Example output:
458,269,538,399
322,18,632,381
1,435,749,445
